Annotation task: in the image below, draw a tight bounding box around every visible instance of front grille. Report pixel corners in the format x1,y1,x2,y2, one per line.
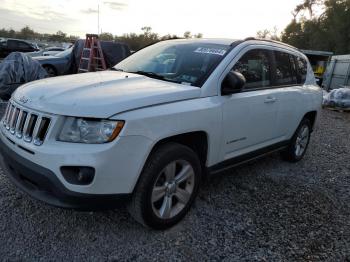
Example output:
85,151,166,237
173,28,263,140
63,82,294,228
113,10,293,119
2,101,51,146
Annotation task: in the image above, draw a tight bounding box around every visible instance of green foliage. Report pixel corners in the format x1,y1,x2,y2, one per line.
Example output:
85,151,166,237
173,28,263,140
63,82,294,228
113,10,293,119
256,27,280,41
99,32,114,41
115,27,203,51
0,26,79,43
0,26,203,51
293,0,323,18
282,0,350,54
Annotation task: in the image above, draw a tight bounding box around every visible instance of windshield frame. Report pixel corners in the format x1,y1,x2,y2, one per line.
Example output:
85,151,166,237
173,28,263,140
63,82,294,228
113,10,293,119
114,40,233,87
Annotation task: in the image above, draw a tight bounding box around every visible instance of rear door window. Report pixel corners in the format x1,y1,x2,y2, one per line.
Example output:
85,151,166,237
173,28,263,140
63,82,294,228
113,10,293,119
232,49,271,89
296,56,308,84
17,41,31,50
8,40,19,49
274,51,297,86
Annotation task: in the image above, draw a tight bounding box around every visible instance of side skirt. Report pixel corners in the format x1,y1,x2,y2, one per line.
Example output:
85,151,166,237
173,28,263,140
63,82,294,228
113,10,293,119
208,140,290,175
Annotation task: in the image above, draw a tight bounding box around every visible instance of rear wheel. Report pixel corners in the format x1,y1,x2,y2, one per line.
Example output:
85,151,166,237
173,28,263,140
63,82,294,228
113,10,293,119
281,118,311,162
128,143,201,229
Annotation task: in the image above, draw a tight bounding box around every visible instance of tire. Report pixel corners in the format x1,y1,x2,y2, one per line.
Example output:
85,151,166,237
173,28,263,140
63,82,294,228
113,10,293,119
43,65,57,77
127,142,202,229
281,118,312,162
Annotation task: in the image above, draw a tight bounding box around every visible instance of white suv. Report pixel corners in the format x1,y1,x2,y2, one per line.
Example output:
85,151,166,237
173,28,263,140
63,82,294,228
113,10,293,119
0,38,322,229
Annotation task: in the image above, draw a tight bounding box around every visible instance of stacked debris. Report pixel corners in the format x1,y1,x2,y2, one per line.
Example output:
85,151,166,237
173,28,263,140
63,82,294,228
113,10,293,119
323,87,350,111
0,52,48,100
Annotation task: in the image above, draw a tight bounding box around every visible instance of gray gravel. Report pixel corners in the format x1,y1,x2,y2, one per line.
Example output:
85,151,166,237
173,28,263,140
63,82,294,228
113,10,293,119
0,108,350,261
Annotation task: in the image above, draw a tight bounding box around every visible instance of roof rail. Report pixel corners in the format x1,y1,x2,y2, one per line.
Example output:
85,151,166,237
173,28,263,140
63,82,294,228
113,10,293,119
243,37,299,50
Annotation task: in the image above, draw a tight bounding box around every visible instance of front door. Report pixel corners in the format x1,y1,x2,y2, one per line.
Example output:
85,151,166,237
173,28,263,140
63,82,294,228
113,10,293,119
221,48,280,160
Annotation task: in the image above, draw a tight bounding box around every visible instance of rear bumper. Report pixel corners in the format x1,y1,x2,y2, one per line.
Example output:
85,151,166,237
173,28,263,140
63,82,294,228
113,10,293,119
0,138,131,210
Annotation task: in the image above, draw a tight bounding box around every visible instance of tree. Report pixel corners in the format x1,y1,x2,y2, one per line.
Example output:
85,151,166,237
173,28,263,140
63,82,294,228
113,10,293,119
294,0,323,19
141,26,152,37
0,26,190,52
99,32,114,41
194,33,203,38
282,0,350,54
256,27,280,41
19,26,35,39
183,31,192,38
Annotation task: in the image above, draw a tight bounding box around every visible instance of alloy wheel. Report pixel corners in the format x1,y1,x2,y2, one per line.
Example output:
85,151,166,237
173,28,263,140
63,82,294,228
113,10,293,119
151,160,195,219
295,124,310,157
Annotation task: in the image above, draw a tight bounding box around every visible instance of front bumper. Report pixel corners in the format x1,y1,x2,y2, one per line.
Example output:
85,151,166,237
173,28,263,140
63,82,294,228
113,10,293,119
0,137,131,210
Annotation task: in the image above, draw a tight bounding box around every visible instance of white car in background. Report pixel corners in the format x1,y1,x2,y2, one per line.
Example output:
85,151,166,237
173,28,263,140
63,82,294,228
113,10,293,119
42,47,66,56
28,46,66,57
0,38,322,229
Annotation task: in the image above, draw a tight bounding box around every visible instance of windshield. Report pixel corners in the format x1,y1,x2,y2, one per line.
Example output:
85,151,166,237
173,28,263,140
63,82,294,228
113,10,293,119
114,41,230,87
55,47,72,58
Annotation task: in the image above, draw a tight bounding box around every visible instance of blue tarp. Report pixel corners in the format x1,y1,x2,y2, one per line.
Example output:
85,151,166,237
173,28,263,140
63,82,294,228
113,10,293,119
0,52,48,100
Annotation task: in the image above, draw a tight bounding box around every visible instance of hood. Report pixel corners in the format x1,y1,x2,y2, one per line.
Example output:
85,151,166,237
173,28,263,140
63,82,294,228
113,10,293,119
12,71,201,118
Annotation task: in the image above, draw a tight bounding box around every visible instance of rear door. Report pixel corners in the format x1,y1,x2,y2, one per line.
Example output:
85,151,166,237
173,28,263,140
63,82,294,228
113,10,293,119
221,48,281,160
17,41,34,52
7,40,19,53
272,50,306,139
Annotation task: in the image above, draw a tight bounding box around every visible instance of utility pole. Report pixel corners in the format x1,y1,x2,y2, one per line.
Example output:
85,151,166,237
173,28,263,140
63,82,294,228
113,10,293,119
97,4,100,35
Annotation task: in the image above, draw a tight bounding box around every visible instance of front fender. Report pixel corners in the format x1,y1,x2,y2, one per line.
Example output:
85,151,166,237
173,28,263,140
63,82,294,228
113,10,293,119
112,97,223,166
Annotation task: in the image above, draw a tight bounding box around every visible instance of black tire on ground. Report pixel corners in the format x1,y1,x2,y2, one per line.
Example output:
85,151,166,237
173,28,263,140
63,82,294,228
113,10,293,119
281,118,312,162
127,142,202,230
43,65,57,77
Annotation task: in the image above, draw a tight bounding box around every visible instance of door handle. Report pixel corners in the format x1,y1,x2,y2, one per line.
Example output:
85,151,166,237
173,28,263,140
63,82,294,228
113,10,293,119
264,97,277,103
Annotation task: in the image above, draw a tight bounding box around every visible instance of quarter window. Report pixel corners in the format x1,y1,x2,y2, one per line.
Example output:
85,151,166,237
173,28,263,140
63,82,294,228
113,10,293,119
232,49,271,89
274,51,297,86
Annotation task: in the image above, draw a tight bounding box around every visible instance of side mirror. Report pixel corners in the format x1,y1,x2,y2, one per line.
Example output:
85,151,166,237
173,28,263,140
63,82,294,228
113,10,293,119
221,71,246,95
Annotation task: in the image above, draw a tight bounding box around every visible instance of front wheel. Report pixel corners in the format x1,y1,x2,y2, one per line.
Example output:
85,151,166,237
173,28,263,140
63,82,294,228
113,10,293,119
127,143,201,229
281,118,311,162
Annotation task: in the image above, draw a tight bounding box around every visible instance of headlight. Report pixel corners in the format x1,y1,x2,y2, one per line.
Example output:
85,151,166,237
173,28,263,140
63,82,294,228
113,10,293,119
58,117,124,144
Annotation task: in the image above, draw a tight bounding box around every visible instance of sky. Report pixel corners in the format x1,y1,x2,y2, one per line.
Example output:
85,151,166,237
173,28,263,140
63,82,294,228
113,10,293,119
0,0,304,38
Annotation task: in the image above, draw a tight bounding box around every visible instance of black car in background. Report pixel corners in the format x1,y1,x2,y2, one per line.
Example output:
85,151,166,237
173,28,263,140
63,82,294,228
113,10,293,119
0,38,39,58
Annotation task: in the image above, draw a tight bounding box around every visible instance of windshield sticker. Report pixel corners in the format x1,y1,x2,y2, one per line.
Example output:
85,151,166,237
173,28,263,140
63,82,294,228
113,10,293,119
194,47,227,56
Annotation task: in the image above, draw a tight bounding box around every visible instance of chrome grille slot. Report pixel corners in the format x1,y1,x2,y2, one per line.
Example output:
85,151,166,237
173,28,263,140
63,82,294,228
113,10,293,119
33,117,51,146
2,103,10,126
6,105,15,130
24,114,38,142
10,108,20,134
16,111,28,138
2,101,53,146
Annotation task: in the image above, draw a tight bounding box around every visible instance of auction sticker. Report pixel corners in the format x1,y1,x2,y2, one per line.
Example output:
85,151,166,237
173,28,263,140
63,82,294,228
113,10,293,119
194,47,227,56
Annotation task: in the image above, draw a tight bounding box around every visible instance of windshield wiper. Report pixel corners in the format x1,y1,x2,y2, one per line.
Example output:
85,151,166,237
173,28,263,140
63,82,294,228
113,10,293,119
130,71,166,80
110,68,124,72
130,71,182,84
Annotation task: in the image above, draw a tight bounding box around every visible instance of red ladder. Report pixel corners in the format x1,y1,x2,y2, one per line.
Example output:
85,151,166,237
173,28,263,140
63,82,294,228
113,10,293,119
78,34,107,73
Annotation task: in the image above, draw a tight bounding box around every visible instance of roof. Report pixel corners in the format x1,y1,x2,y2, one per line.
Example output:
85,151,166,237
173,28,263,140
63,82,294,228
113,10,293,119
169,38,239,46
300,49,333,56
166,37,300,51
4,38,32,43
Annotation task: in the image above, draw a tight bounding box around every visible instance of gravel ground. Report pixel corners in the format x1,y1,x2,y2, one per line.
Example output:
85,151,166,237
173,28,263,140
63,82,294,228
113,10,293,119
0,108,349,261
